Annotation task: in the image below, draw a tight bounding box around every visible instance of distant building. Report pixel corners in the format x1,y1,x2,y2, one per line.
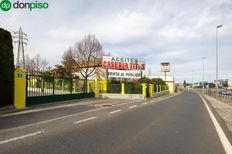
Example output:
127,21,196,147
228,80,232,90
214,79,228,88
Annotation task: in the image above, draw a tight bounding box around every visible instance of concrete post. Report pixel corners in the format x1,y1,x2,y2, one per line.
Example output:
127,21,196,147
73,83,76,93
121,83,125,95
62,81,65,91
94,78,99,98
142,84,147,98
14,67,26,109
149,84,154,97
87,81,90,93
156,85,159,93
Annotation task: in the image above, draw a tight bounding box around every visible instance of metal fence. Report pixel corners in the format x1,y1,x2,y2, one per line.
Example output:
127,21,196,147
195,88,232,103
26,74,85,97
107,84,121,93
125,84,142,94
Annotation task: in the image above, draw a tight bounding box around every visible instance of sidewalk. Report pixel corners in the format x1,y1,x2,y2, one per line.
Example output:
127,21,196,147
203,94,232,133
0,98,143,117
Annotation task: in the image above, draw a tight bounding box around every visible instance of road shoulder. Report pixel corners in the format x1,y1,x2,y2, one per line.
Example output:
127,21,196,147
201,94,232,145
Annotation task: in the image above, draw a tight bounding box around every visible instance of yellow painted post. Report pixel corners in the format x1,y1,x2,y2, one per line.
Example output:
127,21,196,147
149,84,153,97
62,81,65,91
14,67,26,109
156,85,159,93
142,84,147,98
121,83,125,95
94,78,99,98
159,85,162,92
73,83,76,93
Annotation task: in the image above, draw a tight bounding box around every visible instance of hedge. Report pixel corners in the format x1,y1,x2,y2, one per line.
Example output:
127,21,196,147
0,28,14,106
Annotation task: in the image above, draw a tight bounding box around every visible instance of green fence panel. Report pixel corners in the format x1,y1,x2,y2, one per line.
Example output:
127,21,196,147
125,84,142,94
107,84,121,93
26,92,95,106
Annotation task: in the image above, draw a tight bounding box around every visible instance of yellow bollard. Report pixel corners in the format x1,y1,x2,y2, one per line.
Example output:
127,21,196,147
142,84,147,98
14,67,26,109
149,84,154,97
94,78,99,98
73,83,76,93
121,83,125,95
62,81,65,91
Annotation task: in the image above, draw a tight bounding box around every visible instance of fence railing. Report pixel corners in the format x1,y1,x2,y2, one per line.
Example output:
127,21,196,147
125,84,142,94
26,74,86,97
107,84,121,93
195,88,232,103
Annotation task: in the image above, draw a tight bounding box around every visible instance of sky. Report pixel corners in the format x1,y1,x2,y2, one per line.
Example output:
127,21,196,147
0,0,231,83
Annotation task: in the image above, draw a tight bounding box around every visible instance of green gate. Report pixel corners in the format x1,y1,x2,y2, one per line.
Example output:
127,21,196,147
26,73,94,106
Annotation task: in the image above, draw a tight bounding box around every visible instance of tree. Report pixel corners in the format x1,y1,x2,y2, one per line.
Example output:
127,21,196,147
74,34,103,92
24,54,48,74
34,54,48,73
0,28,14,106
62,47,76,76
151,78,166,85
138,77,152,84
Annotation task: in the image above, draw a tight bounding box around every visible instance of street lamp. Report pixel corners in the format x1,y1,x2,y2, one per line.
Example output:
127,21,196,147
216,25,223,96
202,57,205,89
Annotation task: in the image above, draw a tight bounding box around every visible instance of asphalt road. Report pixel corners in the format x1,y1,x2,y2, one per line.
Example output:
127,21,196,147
0,91,230,154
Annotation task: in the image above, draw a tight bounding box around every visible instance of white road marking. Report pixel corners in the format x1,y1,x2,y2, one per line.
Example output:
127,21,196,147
129,105,137,109
0,131,44,145
110,110,121,114
200,95,232,154
142,103,147,105
73,117,97,124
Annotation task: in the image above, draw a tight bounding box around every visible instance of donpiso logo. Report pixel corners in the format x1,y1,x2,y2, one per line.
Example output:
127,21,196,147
0,0,11,11
0,0,49,12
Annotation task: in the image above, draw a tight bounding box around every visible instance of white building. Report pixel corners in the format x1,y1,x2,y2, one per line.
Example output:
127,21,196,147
148,75,175,93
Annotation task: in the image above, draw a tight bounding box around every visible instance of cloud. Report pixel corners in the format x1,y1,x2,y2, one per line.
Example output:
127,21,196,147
1,0,232,83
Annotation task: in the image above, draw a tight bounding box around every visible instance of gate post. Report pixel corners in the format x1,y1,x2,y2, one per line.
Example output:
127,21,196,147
14,67,26,109
94,78,99,98
142,84,147,99
121,83,125,95
149,84,154,97
73,82,76,93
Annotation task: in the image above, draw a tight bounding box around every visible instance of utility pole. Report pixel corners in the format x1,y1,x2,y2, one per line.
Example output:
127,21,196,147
216,25,223,97
192,70,194,87
202,57,205,88
13,27,28,69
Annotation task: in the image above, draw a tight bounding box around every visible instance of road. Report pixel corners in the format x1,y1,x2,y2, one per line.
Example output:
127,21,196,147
0,91,231,154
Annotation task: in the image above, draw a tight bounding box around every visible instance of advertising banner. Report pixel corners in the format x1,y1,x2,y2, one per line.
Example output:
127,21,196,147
102,56,145,70
108,69,141,79
160,62,170,72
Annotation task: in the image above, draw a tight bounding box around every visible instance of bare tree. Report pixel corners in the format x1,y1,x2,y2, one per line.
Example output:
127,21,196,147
74,34,103,92
62,47,76,76
24,54,33,72
24,54,48,74
33,54,48,73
